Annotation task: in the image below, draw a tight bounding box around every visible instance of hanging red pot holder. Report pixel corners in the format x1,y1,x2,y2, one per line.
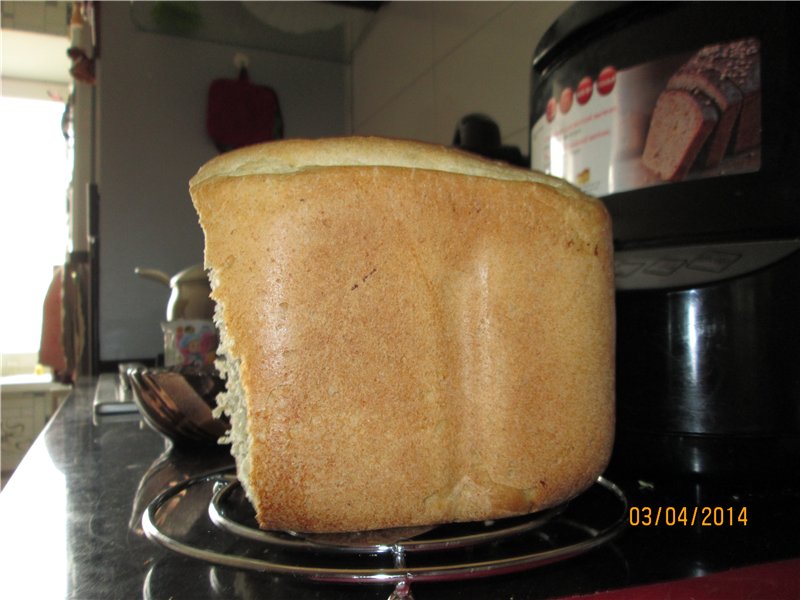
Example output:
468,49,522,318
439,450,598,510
206,68,283,153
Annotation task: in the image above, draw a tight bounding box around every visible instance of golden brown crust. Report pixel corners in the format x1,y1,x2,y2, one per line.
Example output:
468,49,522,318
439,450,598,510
190,137,615,533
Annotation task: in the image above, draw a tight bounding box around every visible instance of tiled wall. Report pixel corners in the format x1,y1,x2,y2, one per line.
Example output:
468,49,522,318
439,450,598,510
0,1,69,35
351,1,570,159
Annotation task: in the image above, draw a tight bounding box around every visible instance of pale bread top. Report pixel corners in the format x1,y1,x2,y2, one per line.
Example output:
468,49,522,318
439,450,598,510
189,136,589,203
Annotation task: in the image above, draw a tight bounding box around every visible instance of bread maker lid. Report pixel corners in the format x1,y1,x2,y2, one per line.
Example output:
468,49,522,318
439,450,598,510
529,1,800,250
533,2,640,71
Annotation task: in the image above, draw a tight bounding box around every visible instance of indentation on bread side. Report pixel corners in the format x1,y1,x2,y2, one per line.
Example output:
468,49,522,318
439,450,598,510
421,179,614,525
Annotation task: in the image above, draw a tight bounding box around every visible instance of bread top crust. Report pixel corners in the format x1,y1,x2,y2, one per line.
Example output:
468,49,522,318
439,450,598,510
189,136,591,203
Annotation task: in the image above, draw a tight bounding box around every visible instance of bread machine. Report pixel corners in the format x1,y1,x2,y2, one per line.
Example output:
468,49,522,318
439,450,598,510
530,1,800,482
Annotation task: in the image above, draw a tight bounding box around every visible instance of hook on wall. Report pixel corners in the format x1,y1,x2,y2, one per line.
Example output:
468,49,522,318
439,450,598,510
233,52,249,71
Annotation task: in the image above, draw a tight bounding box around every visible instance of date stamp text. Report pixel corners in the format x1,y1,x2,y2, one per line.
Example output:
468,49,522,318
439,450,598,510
628,506,748,527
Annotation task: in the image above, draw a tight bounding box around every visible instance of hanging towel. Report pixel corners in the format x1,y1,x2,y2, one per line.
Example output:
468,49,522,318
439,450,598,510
206,67,283,153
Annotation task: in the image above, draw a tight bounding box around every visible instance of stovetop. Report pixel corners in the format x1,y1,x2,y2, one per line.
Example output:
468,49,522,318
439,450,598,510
0,379,798,599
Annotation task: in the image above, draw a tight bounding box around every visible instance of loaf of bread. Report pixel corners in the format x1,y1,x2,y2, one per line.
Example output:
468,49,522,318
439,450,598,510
667,67,742,168
682,39,761,154
189,136,615,533
643,39,761,181
642,89,719,181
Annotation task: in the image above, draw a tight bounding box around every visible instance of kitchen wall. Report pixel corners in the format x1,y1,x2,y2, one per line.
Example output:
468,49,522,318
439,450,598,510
351,1,570,154
90,1,571,364
96,2,350,362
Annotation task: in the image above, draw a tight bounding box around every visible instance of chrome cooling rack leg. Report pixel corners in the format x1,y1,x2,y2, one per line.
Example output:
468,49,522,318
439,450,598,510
387,546,414,600
388,579,413,599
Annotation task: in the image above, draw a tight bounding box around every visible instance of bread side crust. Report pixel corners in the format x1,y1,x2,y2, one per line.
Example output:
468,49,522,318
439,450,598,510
191,137,615,533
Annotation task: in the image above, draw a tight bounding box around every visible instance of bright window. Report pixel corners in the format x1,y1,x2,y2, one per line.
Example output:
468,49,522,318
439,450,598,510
0,96,70,361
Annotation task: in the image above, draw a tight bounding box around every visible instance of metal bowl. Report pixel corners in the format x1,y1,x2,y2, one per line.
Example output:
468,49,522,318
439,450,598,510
128,365,229,446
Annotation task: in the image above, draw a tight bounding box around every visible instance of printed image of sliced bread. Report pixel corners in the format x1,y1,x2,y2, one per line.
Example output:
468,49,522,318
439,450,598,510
642,89,719,181
667,68,743,168
681,39,761,154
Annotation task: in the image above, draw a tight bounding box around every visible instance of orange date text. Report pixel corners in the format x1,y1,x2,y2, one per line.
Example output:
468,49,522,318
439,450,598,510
628,506,748,527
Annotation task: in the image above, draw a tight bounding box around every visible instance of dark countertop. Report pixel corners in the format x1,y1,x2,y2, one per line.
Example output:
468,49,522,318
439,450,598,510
1,379,798,600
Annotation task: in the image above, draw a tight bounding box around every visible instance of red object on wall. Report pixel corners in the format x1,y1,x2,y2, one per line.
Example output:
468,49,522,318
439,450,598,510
206,68,283,153
39,267,68,381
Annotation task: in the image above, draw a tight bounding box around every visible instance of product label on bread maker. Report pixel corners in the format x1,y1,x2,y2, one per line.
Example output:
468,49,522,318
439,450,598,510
531,37,761,196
